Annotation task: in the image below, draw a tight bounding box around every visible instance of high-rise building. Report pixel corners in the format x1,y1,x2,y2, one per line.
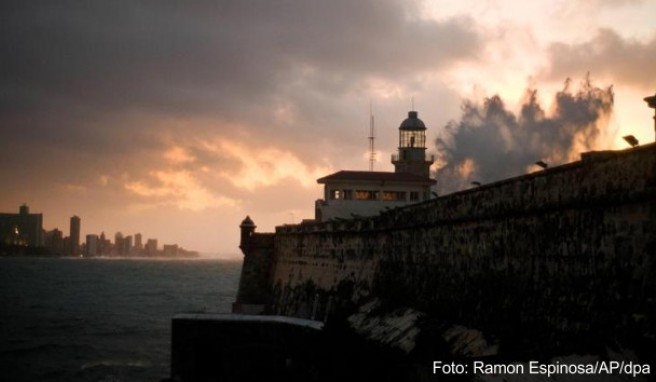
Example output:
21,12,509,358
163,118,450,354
85,234,98,257
134,233,143,251
114,232,124,256
45,228,65,255
0,204,44,247
70,215,81,256
163,244,179,257
123,235,133,256
145,239,158,257
99,232,110,256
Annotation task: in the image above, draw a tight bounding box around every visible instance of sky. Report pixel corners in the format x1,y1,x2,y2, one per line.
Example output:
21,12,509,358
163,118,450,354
1,0,655,257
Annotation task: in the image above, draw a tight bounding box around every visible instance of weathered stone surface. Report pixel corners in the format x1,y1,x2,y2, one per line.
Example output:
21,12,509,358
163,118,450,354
443,325,498,358
237,144,656,363
347,299,423,354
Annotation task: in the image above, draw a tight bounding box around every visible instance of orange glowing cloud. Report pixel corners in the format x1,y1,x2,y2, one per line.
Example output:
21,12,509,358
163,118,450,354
203,139,333,192
164,146,196,164
124,170,238,211
457,158,477,179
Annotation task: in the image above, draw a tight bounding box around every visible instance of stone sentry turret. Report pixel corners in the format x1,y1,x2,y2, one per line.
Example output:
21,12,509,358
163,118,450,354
232,216,275,314
239,215,256,250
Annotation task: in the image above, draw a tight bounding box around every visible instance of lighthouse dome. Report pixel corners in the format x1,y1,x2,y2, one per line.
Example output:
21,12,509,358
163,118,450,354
399,111,426,130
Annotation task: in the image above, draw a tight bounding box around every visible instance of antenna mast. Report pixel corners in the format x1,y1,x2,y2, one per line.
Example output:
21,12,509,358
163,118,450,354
369,101,376,171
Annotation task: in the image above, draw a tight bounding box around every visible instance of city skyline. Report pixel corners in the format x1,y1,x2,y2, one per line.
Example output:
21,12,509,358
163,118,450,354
0,204,196,257
1,1,655,256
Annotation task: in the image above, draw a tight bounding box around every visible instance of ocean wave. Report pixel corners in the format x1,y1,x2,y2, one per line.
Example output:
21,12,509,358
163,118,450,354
0,342,97,356
80,359,151,370
0,258,240,381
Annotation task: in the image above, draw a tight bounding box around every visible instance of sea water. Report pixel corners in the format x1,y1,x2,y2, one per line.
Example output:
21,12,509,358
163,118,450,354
0,257,241,382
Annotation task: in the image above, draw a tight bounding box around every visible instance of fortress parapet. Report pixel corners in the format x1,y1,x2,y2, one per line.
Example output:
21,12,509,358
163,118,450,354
234,143,656,360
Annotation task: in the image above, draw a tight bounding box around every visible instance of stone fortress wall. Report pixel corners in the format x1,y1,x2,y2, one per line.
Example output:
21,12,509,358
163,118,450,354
236,144,656,354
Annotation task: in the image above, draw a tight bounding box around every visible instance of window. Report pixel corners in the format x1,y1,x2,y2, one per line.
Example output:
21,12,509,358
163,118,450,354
330,189,341,200
343,189,353,200
355,190,378,201
355,190,369,200
383,191,407,201
410,191,419,201
400,130,426,148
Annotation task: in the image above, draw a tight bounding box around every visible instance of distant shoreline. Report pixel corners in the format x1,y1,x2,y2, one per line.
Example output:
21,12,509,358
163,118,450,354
0,254,240,261
0,245,241,260
0,251,197,259
0,244,196,258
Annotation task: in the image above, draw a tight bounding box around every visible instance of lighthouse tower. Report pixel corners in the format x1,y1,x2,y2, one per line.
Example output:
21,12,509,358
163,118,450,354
391,110,433,178
314,109,436,221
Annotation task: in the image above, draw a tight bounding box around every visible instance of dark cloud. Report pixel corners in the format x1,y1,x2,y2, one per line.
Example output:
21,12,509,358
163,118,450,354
0,0,482,195
547,29,656,90
0,0,480,130
435,77,614,194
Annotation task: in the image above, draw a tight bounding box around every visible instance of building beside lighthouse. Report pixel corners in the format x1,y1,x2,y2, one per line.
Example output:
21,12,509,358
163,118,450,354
315,110,435,221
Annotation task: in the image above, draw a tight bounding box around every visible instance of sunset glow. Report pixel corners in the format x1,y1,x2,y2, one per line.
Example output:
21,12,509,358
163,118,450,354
1,0,655,255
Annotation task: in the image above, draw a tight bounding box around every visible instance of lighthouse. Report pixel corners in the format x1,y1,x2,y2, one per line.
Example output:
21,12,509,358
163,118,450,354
392,110,434,178
315,110,436,221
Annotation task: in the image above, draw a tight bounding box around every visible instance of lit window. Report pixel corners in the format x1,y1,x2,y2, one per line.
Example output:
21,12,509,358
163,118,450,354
331,190,341,200
355,190,378,200
355,190,369,200
383,191,408,201
400,130,426,148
